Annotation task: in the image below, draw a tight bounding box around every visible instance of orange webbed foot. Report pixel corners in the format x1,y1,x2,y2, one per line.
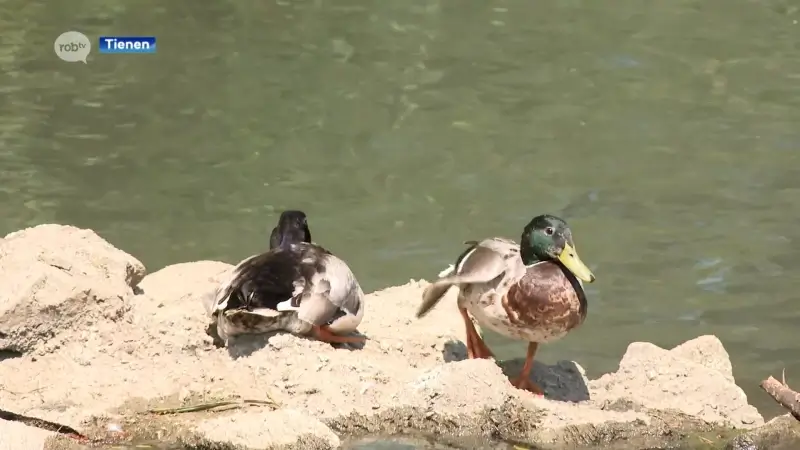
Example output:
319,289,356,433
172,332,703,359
510,375,544,396
312,325,367,344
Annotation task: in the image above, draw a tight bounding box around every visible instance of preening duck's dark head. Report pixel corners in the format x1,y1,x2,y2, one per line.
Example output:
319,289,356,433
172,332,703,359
520,214,596,283
269,210,312,250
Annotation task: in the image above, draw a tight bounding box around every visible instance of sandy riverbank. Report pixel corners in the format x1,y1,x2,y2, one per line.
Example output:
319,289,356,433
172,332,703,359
0,224,798,449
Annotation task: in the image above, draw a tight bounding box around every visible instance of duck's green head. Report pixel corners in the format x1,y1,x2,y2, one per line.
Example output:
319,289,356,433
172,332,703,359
520,214,596,283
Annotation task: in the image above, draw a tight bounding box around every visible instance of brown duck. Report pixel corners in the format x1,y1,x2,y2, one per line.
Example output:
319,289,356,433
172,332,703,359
415,214,595,395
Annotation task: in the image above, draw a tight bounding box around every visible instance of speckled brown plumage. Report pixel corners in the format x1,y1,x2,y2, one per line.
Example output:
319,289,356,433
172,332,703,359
502,261,587,334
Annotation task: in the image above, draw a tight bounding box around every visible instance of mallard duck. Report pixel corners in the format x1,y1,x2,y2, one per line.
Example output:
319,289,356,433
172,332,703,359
206,210,366,346
416,214,595,395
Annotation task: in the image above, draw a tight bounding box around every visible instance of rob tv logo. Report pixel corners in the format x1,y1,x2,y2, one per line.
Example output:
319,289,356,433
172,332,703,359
54,31,91,63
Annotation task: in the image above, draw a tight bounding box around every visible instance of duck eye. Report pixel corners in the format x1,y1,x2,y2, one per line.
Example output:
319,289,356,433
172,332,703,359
544,227,555,236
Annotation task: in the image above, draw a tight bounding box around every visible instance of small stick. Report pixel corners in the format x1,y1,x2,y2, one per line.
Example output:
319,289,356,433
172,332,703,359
760,371,800,421
148,398,278,415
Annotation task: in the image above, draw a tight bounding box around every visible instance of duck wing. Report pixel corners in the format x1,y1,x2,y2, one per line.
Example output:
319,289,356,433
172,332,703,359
214,247,310,313
292,248,364,333
416,237,522,318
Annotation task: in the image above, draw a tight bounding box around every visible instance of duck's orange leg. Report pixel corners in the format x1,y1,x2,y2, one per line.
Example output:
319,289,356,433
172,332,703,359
312,325,367,344
459,307,494,359
510,342,544,396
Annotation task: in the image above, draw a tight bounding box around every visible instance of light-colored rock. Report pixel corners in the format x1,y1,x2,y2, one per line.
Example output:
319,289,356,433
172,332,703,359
137,260,232,306
0,419,55,450
131,260,232,357
0,224,145,355
194,409,341,449
670,334,735,383
0,225,775,449
589,339,764,428
402,359,512,414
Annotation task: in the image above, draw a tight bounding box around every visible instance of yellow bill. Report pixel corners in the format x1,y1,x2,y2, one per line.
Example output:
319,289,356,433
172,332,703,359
557,242,595,283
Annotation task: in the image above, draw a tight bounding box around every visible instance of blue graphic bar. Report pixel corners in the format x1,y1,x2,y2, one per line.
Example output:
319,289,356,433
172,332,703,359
98,36,157,54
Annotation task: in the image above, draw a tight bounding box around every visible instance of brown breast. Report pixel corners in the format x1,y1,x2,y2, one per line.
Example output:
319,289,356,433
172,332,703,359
502,261,588,332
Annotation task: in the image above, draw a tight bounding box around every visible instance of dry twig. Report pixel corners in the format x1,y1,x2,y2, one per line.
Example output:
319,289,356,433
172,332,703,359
147,397,279,415
0,407,88,441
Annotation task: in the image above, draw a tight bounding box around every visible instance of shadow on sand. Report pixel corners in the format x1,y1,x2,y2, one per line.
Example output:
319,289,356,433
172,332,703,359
223,330,367,359
442,340,590,402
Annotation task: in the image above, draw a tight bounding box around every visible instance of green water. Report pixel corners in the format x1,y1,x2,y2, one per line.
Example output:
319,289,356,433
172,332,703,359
2,1,800,447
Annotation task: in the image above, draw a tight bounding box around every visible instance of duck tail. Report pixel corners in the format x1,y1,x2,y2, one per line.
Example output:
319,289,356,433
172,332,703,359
416,275,460,319
417,240,485,319
218,309,312,341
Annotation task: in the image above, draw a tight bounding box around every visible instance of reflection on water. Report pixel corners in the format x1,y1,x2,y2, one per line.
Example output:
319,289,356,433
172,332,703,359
1,0,800,438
